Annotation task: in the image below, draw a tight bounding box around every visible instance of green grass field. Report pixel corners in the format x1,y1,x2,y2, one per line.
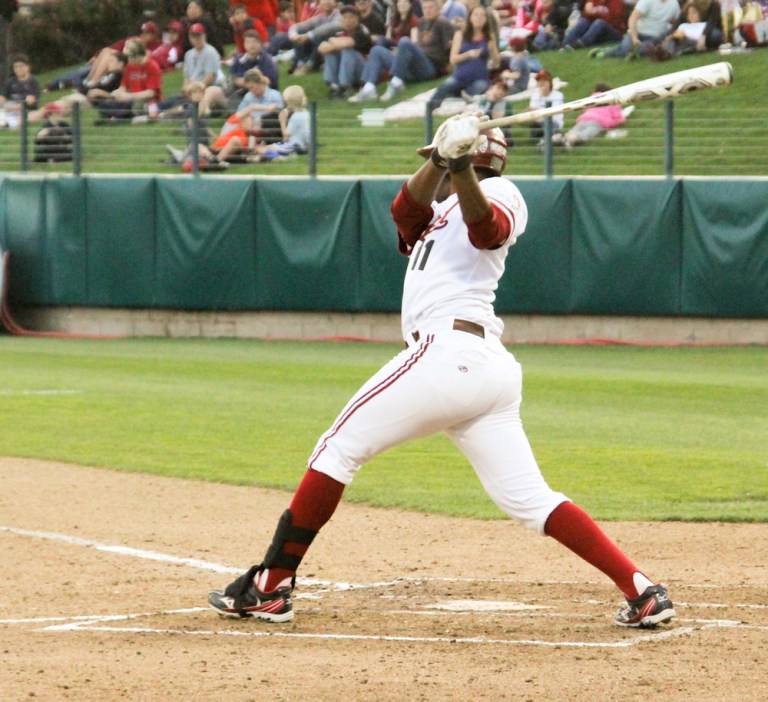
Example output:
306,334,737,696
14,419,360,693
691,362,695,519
1,336,765,522
13,46,768,176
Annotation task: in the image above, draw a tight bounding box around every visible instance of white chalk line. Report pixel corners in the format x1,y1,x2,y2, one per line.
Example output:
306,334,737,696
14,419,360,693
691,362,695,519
3,525,766,648
0,389,82,396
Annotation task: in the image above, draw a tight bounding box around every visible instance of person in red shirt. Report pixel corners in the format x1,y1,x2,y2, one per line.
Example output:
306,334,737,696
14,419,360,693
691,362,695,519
95,42,162,122
230,3,270,54
231,0,280,35
151,20,186,71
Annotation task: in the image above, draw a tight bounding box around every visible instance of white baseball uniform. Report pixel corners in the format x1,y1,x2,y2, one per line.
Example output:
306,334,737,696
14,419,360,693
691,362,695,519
308,175,569,534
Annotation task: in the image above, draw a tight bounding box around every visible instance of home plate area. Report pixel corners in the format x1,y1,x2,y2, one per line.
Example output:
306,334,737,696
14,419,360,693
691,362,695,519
25,578,767,648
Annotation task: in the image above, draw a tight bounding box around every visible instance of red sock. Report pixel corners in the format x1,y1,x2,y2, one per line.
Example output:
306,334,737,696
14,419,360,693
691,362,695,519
264,469,345,591
544,501,643,599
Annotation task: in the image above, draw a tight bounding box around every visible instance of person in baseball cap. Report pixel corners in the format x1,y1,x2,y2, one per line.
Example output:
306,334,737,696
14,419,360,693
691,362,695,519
528,67,564,143
141,20,160,36
189,22,206,35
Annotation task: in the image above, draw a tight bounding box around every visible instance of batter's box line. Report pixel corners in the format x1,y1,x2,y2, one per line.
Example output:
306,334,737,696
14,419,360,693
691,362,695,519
14,607,759,648
36,618,733,648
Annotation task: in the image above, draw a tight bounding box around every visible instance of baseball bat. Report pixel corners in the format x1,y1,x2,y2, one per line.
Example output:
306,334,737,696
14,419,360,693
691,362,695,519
481,62,734,130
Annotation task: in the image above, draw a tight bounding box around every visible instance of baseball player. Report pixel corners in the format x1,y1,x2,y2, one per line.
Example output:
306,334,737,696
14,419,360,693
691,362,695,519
209,114,676,629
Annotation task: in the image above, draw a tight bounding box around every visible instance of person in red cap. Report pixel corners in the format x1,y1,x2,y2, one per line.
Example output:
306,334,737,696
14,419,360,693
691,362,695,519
525,68,564,145
33,102,73,162
151,20,187,71
499,35,530,95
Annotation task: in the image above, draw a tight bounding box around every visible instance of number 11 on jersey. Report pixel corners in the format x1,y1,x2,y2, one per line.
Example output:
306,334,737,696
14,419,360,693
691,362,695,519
410,239,435,271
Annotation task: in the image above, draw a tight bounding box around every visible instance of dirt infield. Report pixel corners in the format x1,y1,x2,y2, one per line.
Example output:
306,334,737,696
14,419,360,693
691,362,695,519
2,457,766,702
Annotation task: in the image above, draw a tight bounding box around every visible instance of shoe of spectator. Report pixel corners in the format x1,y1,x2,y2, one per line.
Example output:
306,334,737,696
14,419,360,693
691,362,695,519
292,64,311,76
328,83,342,98
348,85,377,103
165,144,185,164
588,47,605,58
379,82,403,103
132,115,150,124
276,49,295,63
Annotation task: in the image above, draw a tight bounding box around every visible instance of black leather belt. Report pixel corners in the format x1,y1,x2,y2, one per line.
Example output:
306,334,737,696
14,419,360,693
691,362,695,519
408,319,485,346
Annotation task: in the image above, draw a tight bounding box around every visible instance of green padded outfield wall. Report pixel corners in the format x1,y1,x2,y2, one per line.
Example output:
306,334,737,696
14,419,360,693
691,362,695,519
0,176,766,318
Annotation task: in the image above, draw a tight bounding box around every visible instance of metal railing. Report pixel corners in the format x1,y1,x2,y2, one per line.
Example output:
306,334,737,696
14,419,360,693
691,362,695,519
1,98,764,178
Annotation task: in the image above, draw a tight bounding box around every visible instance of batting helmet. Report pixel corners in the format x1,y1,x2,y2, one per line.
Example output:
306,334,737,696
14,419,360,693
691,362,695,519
418,126,508,177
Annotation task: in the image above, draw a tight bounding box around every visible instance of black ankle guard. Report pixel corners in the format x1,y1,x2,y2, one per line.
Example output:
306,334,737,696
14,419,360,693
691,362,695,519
262,509,317,571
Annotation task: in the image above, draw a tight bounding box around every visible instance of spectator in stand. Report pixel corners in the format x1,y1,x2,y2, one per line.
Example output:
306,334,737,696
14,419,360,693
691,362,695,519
183,22,223,87
230,2,269,55
276,1,296,33
530,0,565,50
595,0,680,57
552,82,626,148
183,1,225,55
651,0,722,58
95,42,162,123
526,68,564,143
499,35,530,95
230,0,280,36
441,0,468,26
152,20,186,71
269,0,340,73
347,0,453,103
41,52,127,117
429,4,500,108
165,81,216,164
562,0,626,49
318,5,373,98
0,54,40,128
200,29,278,114
83,21,161,87
33,103,73,162
290,0,383,74
355,0,387,39
235,68,285,142
249,84,311,162
476,78,509,120
379,0,420,48
45,21,160,92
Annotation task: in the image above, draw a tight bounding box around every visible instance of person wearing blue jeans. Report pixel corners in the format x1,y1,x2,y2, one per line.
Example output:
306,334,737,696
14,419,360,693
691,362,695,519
348,0,453,103
597,0,679,57
318,5,373,97
562,0,626,49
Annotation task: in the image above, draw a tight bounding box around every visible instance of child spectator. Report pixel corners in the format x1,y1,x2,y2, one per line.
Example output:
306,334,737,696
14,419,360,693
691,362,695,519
33,103,73,162
249,84,311,161
276,1,296,33
499,36,530,95
165,81,216,164
230,2,270,55
0,54,40,128
230,0,280,37
552,82,626,148
526,68,564,143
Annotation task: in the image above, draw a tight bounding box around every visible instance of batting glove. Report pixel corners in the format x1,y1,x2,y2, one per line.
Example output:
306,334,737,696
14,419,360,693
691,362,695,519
436,114,482,160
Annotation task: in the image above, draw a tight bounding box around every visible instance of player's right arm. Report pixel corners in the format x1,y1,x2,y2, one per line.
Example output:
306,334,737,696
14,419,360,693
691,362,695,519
390,157,445,255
